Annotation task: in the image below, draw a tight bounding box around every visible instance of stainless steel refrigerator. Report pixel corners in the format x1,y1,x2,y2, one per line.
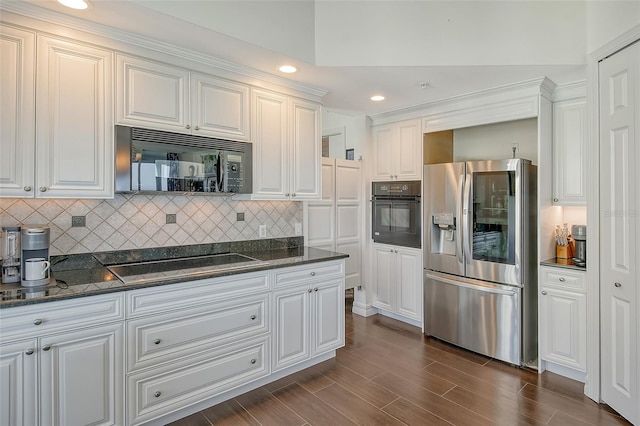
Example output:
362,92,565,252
423,159,537,367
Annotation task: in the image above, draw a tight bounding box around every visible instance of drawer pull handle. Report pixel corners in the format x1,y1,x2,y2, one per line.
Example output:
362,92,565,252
250,359,257,364
614,282,622,288
42,345,51,352
154,339,161,345
154,391,161,398
25,348,35,356
558,278,565,282
541,291,547,295
310,272,316,276
33,319,43,326
250,315,257,320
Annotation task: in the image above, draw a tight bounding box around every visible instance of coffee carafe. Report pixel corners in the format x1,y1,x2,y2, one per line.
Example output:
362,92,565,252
1,226,21,284
21,226,51,287
572,224,587,266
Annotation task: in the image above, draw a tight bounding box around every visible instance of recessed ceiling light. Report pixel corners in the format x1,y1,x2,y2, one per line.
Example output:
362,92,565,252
57,0,90,9
370,95,385,102
278,65,297,74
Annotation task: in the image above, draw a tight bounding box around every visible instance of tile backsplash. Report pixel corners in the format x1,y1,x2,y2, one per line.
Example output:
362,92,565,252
0,195,302,256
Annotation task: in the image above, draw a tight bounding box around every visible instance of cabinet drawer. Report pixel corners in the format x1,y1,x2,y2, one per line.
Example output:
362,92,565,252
127,294,268,371
0,293,124,341
273,261,344,288
126,271,269,318
541,267,586,292
127,335,269,425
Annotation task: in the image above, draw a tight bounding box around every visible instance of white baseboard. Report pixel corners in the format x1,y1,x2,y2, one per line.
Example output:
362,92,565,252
374,308,423,328
541,360,587,383
351,301,377,317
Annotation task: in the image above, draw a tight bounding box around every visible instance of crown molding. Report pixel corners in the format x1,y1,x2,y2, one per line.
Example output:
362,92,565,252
0,2,328,99
552,80,587,102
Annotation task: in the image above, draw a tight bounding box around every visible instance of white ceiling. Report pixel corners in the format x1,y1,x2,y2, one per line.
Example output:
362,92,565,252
7,1,638,116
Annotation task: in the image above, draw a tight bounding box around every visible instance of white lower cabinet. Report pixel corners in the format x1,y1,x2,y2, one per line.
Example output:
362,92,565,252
272,262,345,372
0,293,125,426
539,266,587,379
372,243,423,323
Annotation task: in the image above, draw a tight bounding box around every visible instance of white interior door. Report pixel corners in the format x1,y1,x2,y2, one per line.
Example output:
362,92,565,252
599,39,639,425
335,159,362,289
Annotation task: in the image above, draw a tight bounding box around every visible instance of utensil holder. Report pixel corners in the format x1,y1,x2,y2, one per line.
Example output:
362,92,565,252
556,242,574,259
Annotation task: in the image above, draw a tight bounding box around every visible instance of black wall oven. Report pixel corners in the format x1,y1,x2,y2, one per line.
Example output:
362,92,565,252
371,181,421,248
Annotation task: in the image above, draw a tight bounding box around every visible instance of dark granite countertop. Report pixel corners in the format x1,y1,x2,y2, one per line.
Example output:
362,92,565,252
540,258,587,272
0,238,348,308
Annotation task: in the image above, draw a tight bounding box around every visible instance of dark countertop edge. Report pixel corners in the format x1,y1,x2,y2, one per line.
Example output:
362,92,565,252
540,258,587,271
0,250,348,309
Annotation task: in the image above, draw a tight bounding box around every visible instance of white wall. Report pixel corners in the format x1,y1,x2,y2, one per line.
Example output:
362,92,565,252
586,1,640,53
453,118,538,164
323,111,368,160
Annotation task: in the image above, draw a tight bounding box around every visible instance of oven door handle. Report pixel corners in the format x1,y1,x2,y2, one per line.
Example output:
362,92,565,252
425,272,518,296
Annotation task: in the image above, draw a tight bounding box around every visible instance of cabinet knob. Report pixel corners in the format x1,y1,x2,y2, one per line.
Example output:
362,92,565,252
185,124,191,130
194,126,200,131
250,314,257,320
292,193,296,197
541,291,547,295
285,193,290,197
558,277,565,282
39,187,47,192
308,288,312,293
23,185,32,192
250,359,257,364
310,272,316,276
314,287,318,292
33,319,43,326
389,175,393,179
154,391,161,398
553,198,559,203
614,282,622,288
154,339,161,345
394,250,398,253
25,348,35,356
42,344,51,351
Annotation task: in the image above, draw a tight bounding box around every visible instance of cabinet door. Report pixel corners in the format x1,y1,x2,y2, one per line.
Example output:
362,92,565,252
372,125,394,180
552,98,586,205
251,88,288,199
116,54,189,133
191,73,250,141
0,26,35,198
289,97,321,200
0,339,37,426
40,323,124,426
272,287,310,371
372,245,395,311
395,247,423,321
395,119,423,180
36,36,113,198
311,279,345,356
539,288,586,371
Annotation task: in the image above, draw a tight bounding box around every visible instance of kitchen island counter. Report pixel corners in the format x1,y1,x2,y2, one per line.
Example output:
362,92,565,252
0,240,347,308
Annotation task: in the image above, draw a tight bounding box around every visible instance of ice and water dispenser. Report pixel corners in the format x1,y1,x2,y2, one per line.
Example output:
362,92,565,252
431,213,457,256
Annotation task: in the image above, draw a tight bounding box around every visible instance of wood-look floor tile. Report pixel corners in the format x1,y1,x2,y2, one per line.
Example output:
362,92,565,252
371,372,492,426
234,387,306,426
424,336,491,365
548,410,598,426
201,399,259,426
335,349,386,379
289,361,336,393
320,361,400,408
314,383,406,425
166,411,212,426
272,382,358,426
519,383,628,426
372,368,455,398
382,397,452,426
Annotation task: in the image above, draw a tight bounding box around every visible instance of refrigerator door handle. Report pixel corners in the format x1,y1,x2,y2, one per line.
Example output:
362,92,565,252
456,174,464,264
462,173,472,263
425,272,518,296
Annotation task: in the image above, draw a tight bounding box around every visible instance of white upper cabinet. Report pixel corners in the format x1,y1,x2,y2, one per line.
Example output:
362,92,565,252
0,25,35,198
35,35,113,199
372,118,422,181
116,55,250,141
552,96,586,205
251,88,321,200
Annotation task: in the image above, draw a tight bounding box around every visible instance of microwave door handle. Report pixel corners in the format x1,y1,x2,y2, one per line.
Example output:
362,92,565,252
463,173,473,263
456,175,464,264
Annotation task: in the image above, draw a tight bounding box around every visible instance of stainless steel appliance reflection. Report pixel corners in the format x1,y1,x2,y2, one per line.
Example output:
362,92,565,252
423,159,537,367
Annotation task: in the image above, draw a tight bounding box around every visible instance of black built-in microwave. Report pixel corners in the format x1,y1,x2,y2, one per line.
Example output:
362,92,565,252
371,181,421,248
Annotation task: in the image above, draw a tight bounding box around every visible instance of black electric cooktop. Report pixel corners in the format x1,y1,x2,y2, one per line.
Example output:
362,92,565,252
107,253,269,285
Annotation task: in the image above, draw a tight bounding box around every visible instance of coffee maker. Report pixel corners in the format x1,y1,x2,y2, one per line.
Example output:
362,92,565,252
21,226,51,287
1,226,21,284
572,224,587,267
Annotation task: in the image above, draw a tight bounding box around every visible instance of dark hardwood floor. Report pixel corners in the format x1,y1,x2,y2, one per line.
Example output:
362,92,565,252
169,294,629,426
